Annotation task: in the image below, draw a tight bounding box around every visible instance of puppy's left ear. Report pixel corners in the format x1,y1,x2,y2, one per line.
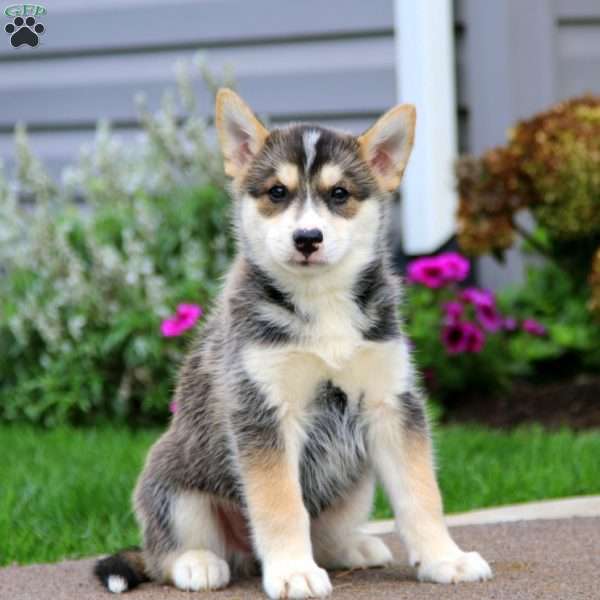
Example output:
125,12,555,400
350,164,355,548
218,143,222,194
358,104,416,192
215,88,269,178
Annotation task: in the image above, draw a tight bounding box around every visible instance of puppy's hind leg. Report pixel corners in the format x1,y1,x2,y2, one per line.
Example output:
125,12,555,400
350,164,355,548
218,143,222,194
168,492,233,591
136,482,231,592
311,472,393,571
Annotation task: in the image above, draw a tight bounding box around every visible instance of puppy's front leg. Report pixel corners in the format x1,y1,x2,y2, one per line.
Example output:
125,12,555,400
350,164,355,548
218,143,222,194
231,376,331,599
368,388,492,584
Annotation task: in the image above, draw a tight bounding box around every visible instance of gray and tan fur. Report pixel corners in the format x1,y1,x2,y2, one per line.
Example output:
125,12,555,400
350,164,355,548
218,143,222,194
94,89,491,598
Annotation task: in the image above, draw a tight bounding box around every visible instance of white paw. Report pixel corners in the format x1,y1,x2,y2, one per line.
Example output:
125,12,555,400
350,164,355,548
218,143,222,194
418,551,492,584
171,549,231,591
263,559,332,599
338,534,393,569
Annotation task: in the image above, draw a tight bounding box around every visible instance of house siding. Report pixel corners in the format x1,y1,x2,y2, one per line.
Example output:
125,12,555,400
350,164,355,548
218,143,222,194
458,0,600,288
0,0,396,176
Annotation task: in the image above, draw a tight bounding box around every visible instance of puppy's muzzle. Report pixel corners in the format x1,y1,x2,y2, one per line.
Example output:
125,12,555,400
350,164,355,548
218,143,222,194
293,228,323,257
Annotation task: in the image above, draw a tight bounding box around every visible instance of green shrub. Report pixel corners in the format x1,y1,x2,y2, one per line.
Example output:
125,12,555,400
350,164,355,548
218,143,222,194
0,60,235,426
499,262,600,376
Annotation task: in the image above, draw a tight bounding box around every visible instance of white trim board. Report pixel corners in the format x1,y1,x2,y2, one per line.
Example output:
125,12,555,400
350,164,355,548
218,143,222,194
394,0,458,254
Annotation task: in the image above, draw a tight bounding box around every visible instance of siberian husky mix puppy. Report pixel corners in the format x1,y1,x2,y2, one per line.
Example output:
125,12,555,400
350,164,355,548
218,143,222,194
95,89,492,598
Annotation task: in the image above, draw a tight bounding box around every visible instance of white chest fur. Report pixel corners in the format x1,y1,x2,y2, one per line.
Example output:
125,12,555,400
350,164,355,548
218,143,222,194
295,287,367,370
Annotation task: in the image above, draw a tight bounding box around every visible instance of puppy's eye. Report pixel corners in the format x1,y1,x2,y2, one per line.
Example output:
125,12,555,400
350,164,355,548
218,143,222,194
268,185,288,202
330,186,349,204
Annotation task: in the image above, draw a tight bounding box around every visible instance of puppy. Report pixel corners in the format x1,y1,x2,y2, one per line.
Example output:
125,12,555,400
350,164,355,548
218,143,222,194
95,89,492,598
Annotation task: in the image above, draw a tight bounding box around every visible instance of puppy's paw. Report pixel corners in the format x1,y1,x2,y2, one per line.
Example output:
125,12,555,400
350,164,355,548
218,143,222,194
171,549,231,591
263,559,332,599
336,534,393,569
418,551,492,584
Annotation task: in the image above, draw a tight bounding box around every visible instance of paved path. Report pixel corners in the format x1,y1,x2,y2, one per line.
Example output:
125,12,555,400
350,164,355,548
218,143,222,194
2,517,599,600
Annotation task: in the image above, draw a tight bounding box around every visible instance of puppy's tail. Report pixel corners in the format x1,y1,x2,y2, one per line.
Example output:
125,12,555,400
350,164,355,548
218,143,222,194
94,548,149,593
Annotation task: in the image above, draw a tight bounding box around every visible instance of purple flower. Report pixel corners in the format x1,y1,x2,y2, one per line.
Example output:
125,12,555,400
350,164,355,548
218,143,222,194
169,400,178,413
460,287,495,308
459,287,501,332
442,321,486,354
475,303,503,332
161,303,203,337
503,316,518,331
463,322,486,353
441,322,469,354
522,318,546,337
443,300,464,323
407,252,470,288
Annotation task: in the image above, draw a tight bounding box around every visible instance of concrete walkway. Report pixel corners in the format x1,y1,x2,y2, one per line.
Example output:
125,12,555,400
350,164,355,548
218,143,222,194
364,494,600,534
2,501,600,600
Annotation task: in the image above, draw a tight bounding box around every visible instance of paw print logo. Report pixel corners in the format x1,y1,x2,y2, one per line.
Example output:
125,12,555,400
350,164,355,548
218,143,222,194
5,16,45,47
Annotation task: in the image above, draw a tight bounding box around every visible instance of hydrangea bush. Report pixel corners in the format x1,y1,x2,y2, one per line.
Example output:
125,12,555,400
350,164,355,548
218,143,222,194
0,59,235,425
456,95,600,315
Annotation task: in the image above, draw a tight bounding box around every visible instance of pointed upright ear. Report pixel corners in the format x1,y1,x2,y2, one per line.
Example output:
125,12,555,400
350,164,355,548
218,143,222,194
358,104,416,192
215,88,269,178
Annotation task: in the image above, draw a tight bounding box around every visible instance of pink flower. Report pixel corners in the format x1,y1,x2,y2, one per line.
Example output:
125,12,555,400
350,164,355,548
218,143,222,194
437,252,470,282
464,322,485,353
408,257,447,288
441,321,486,354
475,303,503,332
522,318,546,337
169,400,178,413
441,322,469,354
503,316,518,331
407,252,470,288
443,300,464,323
459,287,501,332
460,287,495,308
161,303,203,337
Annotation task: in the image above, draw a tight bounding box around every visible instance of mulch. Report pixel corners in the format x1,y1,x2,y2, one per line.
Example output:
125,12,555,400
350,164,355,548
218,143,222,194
445,376,600,430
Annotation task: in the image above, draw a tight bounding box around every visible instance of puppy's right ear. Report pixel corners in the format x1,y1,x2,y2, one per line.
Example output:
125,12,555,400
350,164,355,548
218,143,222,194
216,88,269,178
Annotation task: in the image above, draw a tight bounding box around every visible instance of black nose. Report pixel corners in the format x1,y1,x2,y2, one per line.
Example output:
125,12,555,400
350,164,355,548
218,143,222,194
293,228,323,257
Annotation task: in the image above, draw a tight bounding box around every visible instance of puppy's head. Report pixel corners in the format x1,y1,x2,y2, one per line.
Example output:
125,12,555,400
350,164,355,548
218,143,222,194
216,88,415,277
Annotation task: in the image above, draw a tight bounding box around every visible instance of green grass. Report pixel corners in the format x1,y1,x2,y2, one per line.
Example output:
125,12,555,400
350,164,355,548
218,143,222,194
2,425,599,566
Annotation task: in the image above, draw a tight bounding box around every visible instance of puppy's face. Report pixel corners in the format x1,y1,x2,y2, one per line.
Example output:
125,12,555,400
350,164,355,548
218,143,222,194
216,89,416,277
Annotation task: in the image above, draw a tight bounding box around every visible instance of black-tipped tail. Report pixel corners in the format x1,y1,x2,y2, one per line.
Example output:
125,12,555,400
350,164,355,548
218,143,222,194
94,548,149,593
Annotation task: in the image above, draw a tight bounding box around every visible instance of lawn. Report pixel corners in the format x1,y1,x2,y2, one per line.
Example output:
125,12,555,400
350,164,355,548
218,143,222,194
1,424,599,566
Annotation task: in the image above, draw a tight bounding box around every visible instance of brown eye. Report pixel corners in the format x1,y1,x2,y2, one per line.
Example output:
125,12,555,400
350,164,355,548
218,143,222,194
268,185,288,202
331,186,349,204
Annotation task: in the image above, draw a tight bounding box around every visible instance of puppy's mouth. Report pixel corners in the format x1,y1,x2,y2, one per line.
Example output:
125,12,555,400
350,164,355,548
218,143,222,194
289,254,327,268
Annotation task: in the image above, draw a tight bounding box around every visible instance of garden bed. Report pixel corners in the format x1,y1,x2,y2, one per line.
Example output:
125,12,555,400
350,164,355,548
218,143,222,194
446,376,600,430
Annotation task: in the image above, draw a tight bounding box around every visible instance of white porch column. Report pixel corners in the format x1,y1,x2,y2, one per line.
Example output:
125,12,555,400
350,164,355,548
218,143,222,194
394,0,458,255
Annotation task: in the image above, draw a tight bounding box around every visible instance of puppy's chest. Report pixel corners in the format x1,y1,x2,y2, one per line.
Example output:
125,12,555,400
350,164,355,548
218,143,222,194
299,381,368,516
295,292,366,368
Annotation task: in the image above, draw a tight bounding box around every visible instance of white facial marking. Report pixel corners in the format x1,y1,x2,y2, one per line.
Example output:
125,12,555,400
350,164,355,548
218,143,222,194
296,195,324,232
303,129,321,172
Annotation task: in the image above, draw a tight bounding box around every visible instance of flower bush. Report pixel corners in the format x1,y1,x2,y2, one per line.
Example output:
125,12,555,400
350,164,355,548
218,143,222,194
0,59,235,426
405,252,554,402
